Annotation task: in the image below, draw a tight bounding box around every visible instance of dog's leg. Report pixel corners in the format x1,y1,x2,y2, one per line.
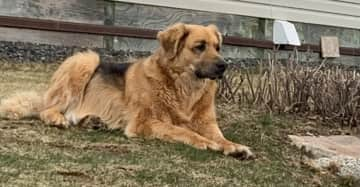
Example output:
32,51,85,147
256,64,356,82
194,120,254,159
191,87,254,159
40,107,69,128
125,119,221,151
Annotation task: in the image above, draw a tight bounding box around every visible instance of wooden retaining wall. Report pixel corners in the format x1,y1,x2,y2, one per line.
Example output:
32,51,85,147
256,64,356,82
0,0,359,64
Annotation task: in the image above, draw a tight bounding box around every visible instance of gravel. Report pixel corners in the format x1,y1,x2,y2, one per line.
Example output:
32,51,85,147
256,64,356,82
0,41,151,64
314,156,360,179
0,41,261,67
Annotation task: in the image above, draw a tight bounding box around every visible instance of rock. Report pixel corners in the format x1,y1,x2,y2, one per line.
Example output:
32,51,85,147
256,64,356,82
289,135,360,158
314,156,360,179
0,41,152,64
289,135,360,179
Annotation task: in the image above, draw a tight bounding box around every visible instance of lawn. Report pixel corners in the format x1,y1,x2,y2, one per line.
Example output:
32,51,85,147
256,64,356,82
0,62,351,186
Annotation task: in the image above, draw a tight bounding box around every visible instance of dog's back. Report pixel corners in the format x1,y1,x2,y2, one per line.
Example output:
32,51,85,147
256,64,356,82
93,62,132,91
63,60,134,129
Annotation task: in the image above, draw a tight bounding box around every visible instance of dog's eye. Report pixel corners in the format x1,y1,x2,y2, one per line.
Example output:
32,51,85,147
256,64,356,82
194,43,206,52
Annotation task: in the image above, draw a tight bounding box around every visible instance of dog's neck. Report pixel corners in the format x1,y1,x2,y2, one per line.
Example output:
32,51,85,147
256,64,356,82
152,51,205,82
144,51,207,94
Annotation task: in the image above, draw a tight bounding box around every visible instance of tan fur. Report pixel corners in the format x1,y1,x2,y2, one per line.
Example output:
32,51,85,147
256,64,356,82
29,50,99,127
0,91,42,119
1,23,253,158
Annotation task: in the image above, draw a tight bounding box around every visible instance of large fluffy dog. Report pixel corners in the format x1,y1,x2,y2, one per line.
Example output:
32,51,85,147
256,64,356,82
0,23,253,158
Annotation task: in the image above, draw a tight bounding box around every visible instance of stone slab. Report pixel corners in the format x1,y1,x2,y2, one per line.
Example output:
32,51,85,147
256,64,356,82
289,135,360,179
289,135,360,158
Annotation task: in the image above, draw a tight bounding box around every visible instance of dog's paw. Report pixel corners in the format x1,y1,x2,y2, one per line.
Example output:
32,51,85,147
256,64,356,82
223,143,254,160
53,116,70,128
40,111,70,128
193,138,221,151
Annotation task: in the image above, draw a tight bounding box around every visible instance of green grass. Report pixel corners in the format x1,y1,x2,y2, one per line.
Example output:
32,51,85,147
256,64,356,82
0,62,352,186
258,113,273,127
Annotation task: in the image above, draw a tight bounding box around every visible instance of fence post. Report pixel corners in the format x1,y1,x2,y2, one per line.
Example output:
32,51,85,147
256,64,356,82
104,1,115,49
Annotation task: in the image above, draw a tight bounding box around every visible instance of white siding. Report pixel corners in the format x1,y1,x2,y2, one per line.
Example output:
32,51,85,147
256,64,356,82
115,0,360,29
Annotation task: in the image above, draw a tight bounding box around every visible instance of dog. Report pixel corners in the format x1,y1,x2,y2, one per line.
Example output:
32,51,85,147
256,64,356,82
0,23,253,159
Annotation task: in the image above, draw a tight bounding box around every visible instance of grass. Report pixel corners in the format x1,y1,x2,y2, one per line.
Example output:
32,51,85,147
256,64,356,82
0,62,353,186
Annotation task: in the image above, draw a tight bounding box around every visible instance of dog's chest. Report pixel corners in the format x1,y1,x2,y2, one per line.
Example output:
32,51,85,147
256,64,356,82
175,81,207,117
152,75,209,123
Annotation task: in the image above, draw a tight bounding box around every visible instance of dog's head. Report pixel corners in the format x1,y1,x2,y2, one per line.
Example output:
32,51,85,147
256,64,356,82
157,23,227,80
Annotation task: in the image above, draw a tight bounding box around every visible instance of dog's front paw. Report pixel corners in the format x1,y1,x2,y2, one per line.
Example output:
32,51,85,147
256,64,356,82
223,143,254,160
51,115,70,128
193,138,222,151
40,111,69,128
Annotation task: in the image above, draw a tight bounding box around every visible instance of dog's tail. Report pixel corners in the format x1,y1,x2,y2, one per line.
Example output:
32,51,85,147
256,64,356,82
0,91,43,120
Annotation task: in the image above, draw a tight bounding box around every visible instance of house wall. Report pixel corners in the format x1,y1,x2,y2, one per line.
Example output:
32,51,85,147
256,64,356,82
0,0,359,64
115,0,360,29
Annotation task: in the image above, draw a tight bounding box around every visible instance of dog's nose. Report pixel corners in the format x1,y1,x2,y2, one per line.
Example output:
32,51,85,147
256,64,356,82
215,60,228,72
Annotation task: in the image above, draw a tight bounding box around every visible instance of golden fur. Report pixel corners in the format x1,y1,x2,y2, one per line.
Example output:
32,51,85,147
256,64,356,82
0,23,253,158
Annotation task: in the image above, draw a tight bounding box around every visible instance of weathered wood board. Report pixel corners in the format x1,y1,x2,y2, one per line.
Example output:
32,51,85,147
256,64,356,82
0,0,358,61
0,27,104,47
114,2,264,39
0,0,107,24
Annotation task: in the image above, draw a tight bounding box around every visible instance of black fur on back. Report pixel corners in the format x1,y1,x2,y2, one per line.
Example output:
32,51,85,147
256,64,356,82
96,62,132,76
93,62,133,90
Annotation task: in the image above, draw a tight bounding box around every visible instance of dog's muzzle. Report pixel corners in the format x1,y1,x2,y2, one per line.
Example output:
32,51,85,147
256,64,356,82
214,60,227,78
195,59,228,80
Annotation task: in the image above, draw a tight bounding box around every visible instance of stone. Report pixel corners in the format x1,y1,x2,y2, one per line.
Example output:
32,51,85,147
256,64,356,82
314,156,360,179
289,135,360,179
0,41,252,66
0,41,150,64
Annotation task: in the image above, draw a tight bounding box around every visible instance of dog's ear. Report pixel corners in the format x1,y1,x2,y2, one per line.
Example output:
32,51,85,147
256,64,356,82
157,23,189,59
207,24,223,46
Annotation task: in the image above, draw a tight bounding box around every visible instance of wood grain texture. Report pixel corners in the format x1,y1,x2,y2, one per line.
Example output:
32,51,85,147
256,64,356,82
266,20,360,48
0,0,358,61
114,0,360,29
0,27,103,47
113,36,158,52
0,0,106,24
306,23,360,48
113,2,360,49
114,2,263,39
